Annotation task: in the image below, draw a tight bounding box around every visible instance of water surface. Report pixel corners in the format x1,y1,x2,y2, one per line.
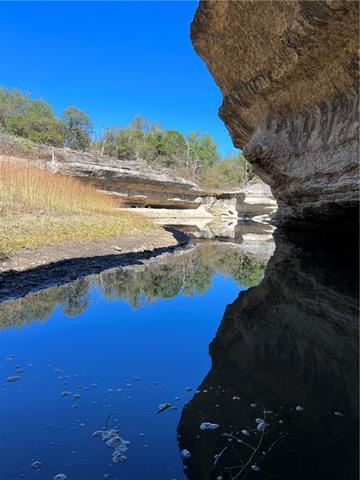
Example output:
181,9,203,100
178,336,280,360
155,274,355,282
0,236,358,480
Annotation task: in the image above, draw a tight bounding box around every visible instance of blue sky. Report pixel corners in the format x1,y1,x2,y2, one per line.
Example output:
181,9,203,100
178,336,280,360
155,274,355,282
0,1,236,157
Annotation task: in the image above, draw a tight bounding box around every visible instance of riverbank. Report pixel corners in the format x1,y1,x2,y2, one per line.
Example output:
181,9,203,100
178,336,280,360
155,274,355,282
0,224,184,275
0,160,164,263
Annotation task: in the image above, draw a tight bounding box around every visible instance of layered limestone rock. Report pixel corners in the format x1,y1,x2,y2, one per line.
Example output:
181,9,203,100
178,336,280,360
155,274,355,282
191,0,359,228
0,132,276,219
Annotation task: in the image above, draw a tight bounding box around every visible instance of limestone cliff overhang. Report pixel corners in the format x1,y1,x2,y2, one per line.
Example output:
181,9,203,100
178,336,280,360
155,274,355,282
191,0,359,229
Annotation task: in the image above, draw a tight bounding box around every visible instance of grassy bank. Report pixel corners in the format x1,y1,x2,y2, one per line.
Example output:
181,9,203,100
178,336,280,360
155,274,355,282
0,161,157,258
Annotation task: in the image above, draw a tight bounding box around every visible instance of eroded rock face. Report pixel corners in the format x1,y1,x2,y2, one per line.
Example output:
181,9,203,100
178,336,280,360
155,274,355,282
1,132,276,217
191,1,359,228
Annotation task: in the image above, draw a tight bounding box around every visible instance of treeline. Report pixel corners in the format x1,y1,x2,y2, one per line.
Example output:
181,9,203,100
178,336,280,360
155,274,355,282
0,87,92,150
0,87,254,188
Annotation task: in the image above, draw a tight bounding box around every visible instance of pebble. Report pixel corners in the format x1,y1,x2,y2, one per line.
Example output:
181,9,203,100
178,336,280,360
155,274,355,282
295,405,304,412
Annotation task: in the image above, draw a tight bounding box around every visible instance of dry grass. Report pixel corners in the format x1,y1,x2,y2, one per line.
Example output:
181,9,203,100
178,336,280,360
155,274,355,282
0,160,157,257
0,160,123,215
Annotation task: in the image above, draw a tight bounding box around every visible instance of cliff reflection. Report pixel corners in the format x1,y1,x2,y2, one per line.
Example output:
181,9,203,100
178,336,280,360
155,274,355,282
0,242,268,329
178,232,359,480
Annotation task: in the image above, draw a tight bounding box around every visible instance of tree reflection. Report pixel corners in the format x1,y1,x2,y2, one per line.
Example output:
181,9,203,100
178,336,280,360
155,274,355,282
0,243,267,328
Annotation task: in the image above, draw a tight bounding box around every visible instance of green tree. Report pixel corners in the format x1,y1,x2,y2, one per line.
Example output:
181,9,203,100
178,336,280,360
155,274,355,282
8,99,64,146
200,152,254,190
0,87,30,129
186,132,220,174
62,106,92,150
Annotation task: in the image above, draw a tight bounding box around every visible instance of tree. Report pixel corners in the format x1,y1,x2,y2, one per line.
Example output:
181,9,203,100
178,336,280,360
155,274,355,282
186,132,220,175
199,152,254,190
7,99,64,146
62,106,92,150
0,87,30,129
99,127,120,157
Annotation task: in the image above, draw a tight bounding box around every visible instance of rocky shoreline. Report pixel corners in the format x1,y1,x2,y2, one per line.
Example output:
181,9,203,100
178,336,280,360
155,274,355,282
0,226,188,282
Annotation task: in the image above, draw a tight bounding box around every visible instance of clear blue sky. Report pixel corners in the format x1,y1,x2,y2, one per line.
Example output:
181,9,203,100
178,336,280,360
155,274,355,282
0,1,236,157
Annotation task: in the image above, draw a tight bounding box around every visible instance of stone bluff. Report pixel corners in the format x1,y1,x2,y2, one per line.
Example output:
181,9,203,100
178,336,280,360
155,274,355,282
191,0,359,230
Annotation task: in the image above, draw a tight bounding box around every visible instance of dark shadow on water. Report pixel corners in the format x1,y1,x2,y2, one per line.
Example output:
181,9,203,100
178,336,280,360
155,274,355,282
0,228,190,303
178,228,359,480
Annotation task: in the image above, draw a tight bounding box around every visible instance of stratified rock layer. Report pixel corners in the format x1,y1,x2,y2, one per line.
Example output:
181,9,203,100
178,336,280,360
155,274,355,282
0,133,276,218
191,1,359,228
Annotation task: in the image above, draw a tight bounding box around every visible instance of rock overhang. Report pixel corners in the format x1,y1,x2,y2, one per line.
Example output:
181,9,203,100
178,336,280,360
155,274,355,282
191,0,359,231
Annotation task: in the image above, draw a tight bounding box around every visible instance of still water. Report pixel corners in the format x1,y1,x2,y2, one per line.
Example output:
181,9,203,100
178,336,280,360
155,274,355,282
0,237,358,480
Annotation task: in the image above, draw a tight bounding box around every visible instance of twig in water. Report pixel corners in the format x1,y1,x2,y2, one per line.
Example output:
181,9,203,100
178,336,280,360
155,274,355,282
223,433,255,451
213,446,228,466
232,404,268,479
104,411,115,430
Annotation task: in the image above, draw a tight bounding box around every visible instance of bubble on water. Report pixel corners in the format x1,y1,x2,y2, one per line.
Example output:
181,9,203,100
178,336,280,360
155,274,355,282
61,391,72,397
93,428,130,463
180,449,191,459
251,465,261,472
200,422,219,431
256,421,269,432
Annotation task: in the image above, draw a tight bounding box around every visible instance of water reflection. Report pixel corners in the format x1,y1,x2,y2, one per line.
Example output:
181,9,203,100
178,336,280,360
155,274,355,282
0,228,358,479
0,242,269,329
178,232,359,480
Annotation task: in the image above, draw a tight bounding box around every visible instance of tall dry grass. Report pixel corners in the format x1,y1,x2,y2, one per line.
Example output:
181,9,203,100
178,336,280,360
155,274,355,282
0,160,157,257
0,160,120,215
